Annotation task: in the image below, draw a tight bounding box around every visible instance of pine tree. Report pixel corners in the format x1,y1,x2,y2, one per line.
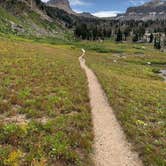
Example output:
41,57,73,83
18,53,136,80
116,29,123,42
154,37,161,49
154,37,157,48
149,33,154,43
132,33,139,42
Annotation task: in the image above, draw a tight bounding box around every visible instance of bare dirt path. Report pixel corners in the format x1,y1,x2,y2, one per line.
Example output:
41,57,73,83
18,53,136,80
79,49,143,166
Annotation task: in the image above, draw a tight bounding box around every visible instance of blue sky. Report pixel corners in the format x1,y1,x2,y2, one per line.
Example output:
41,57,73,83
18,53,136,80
42,0,152,17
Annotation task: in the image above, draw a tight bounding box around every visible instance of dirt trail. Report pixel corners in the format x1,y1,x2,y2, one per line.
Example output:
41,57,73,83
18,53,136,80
79,49,143,166
159,70,166,82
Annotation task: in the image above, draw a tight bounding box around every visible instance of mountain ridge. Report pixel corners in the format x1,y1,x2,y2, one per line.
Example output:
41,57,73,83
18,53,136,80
47,0,75,14
116,0,166,20
46,0,95,18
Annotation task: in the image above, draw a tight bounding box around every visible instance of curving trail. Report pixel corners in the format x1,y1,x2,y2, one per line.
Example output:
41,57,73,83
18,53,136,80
79,49,143,166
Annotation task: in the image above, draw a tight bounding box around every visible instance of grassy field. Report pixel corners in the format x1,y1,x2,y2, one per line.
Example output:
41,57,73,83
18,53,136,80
0,35,166,166
86,41,166,166
0,38,93,166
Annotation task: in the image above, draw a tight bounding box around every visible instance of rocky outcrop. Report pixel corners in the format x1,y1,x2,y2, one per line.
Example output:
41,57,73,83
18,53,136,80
116,0,166,20
46,0,95,18
47,0,75,14
0,0,68,37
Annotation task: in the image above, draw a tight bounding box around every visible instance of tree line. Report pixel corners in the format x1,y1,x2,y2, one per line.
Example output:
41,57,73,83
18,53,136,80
74,20,166,49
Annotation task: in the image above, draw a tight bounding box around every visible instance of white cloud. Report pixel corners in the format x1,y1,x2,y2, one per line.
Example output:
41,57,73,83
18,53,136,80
129,0,146,6
92,11,121,18
69,0,87,6
73,9,83,13
41,0,90,6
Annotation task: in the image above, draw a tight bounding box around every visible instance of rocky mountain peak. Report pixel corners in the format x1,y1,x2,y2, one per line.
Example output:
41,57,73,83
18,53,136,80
143,0,166,7
46,0,95,18
115,0,166,20
47,0,74,14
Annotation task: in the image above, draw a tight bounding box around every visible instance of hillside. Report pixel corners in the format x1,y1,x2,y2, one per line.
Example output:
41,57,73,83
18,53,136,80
0,0,75,39
0,0,97,40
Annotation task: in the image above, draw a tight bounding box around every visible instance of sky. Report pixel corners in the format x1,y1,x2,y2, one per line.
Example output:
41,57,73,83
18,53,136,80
42,0,152,17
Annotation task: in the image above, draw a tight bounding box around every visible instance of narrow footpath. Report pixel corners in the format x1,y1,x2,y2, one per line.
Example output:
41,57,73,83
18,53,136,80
79,49,143,166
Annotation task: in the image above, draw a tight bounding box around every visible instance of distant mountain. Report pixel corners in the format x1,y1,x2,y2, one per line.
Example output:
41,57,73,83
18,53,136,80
116,0,166,20
47,0,75,14
46,0,95,18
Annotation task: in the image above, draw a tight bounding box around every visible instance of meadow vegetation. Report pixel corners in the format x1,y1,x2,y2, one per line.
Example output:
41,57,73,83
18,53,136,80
86,41,166,166
0,33,165,166
0,38,93,165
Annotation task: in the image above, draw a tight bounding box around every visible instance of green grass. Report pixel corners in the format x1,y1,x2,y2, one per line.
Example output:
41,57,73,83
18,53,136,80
0,33,165,166
86,41,166,166
0,38,93,165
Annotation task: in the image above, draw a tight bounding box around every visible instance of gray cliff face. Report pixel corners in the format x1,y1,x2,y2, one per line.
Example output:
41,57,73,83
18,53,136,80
47,0,74,14
46,0,95,18
116,0,166,20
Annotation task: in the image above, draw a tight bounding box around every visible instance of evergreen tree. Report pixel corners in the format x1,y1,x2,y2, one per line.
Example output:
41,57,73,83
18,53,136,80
74,19,166,41
92,26,98,40
132,33,139,42
154,37,157,48
154,37,161,49
138,27,145,39
116,29,123,42
124,27,131,41
149,33,154,43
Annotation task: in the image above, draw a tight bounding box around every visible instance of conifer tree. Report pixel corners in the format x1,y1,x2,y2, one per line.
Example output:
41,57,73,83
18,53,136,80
116,29,123,42
149,33,154,43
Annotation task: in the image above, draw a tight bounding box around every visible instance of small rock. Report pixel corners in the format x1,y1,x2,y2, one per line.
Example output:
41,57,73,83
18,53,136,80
2,99,8,104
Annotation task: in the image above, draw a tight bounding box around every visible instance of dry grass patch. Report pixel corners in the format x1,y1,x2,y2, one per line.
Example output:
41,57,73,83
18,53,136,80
0,38,93,165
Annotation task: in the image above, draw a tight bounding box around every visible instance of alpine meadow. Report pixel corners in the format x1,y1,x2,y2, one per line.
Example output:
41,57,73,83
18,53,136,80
0,0,165,166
